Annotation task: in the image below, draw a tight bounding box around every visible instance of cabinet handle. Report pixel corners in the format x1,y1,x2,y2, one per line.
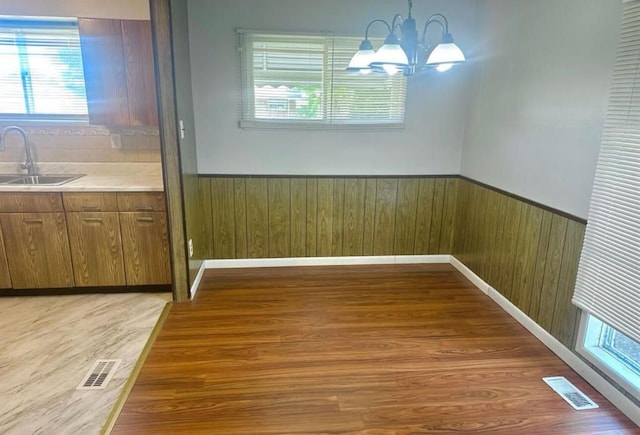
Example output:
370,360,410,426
135,205,154,211
136,217,155,223
83,217,103,223
23,218,43,224
82,206,101,211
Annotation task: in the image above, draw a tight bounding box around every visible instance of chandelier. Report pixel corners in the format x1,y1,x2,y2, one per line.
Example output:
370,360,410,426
347,0,466,76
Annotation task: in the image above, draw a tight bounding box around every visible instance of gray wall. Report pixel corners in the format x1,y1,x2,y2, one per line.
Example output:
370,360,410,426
0,0,150,19
187,0,479,176
461,0,623,219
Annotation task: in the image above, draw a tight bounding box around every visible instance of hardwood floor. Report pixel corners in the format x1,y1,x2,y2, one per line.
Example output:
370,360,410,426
112,264,639,434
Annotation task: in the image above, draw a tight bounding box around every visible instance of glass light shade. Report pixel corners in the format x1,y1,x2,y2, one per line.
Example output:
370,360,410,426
371,42,409,66
436,63,453,72
347,49,376,70
426,40,465,66
382,64,400,75
346,39,376,72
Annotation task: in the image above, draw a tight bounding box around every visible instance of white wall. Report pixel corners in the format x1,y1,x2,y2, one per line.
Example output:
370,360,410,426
0,0,149,19
188,0,479,175
461,0,623,219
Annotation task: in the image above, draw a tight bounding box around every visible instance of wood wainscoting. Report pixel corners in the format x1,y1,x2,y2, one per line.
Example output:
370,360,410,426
198,176,459,260
452,178,586,349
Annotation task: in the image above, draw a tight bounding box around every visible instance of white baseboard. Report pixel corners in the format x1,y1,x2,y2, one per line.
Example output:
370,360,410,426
189,261,206,300
204,255,451,269
449,256,490,294
450,256,640,426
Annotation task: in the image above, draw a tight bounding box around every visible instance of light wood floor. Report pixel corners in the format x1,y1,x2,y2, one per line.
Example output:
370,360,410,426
0,292,169,434
112,264,639,434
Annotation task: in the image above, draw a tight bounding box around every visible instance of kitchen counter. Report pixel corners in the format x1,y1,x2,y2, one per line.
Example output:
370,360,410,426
0,162,163,192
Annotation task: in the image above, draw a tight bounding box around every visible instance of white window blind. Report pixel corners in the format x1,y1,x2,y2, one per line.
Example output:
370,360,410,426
572,0,640,344
239,31,407,129
0,18,88,120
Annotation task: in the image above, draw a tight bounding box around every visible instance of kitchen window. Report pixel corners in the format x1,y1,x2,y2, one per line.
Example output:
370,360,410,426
0,17,88,122
239,31,407,129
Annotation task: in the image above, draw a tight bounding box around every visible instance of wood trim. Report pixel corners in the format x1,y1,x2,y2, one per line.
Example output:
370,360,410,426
0,285,171,297
460,176,587,225
101,301,172,435
200,174,461,180
149,0,189,302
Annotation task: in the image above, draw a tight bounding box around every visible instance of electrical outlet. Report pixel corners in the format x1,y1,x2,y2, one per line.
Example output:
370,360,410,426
188,239,194,257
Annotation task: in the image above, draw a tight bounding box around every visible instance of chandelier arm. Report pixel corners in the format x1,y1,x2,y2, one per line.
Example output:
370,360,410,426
427,13,449,33
421,16,446,46
390,14,404,35
364,19,392,40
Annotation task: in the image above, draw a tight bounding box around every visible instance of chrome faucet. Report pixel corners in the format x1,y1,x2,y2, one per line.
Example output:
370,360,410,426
0,126,36,175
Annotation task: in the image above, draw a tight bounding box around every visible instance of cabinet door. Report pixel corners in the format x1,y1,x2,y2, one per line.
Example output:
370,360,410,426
120,212,171,285
78,18,158,127
121,20,159,126
78,18,130,126
0,213,74,289
0,226,11,289
67,212,126,287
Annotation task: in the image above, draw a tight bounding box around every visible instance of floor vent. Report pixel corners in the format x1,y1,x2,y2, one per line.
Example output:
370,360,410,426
77,359,121,390
543,376,599,410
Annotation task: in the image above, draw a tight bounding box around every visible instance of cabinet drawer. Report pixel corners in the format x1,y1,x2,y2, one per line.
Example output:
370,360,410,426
117,192,166,212
0,193,63,213
63,192,118,212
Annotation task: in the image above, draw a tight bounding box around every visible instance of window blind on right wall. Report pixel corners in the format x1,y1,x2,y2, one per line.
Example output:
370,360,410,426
572,0,640,344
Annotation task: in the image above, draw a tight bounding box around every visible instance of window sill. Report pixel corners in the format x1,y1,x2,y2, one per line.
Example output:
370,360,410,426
239,120,405,131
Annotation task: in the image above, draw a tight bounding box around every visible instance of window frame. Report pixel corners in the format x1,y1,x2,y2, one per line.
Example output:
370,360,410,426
0,16,89,124
576,312,640,402
238,29,407,131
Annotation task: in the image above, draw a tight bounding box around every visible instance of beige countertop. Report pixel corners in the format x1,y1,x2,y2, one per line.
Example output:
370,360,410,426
0,162,164,192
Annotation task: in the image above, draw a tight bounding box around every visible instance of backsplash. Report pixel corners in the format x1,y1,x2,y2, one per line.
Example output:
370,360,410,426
0,125,161,164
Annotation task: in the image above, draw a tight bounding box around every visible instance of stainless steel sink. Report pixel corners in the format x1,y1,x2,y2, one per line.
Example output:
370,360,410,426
0,174,85,185
0,174,22,183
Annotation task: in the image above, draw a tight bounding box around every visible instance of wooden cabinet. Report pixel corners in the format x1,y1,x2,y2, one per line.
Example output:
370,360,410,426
64,193,126,286
0,193,73,289
117,192,170,285
0,191,170,290
0,227,11,289
79,18,158,127
64,192,170,286
0,213,74,289
120,211,171,285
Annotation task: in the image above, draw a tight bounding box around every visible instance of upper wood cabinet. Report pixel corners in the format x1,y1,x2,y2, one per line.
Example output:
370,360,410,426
79,18,159,127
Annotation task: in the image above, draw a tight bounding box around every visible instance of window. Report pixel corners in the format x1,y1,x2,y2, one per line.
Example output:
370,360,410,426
578,314,640,400
239,31,407,129
572,0,640,402
0,17,88,122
